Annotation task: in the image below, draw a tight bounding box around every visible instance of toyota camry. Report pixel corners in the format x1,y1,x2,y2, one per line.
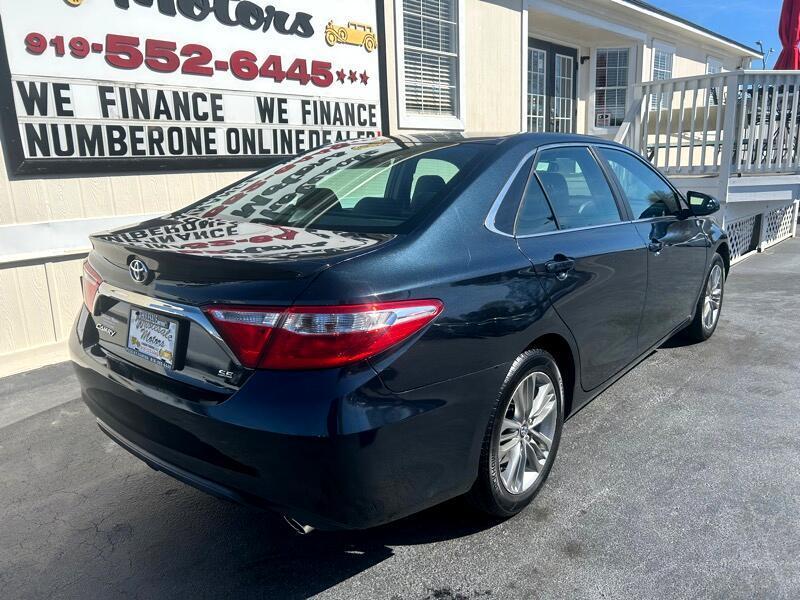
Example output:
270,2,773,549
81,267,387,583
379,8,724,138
70,134,728,530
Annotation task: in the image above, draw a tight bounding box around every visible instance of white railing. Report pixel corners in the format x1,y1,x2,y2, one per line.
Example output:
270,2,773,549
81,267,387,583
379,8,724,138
615,71,800,177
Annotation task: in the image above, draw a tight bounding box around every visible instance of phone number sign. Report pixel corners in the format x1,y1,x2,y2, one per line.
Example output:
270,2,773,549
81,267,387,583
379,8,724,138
0,0,385,177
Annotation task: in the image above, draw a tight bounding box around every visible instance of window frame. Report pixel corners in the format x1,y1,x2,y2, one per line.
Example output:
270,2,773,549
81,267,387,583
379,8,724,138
650,40,676,111
594,145,688,221
530,145,628,232
394,0,467,131
484,142,690,239
513,159,558,237
651,41,676,79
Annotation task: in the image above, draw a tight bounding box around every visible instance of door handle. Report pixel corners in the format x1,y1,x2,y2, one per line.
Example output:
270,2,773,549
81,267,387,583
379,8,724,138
545,257,575,280
648,241,664,254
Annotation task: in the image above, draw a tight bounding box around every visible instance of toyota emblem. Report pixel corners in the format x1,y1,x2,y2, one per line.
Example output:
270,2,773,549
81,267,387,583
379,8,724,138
129,259,150,284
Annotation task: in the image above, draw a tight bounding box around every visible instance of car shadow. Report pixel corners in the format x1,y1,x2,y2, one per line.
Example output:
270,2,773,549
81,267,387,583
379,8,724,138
659,328,701,348
52,476,501,600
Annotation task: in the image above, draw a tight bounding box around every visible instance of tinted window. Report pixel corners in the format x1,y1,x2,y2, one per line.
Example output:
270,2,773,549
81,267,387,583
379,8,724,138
516,174,557,236
599,148,681,219
492,156,534,235
411,158,460,198
175,139,484,233
534,147,621,229
321,164,393,208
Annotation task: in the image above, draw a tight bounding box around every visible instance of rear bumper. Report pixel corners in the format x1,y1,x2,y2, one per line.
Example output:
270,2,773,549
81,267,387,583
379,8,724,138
96,417,255,506
70,318,508,529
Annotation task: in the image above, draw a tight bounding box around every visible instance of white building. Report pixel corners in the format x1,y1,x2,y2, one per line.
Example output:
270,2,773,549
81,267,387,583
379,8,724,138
0,0,796,375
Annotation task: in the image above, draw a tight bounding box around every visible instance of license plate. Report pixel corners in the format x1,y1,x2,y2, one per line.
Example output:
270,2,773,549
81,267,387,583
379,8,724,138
127,308,179,369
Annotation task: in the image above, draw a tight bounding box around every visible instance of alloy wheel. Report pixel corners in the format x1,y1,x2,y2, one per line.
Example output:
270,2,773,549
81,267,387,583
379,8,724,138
497,371,558,495
702,264,723,330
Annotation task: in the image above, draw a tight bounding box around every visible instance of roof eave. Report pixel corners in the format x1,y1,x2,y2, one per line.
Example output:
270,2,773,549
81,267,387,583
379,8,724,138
615,0,763,58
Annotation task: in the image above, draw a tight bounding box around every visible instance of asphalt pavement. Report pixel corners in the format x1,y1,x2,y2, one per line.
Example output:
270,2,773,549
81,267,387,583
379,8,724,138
1,238,799,600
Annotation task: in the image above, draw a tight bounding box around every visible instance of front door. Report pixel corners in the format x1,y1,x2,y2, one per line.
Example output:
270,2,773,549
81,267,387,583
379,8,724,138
594,146,709,349
527,39,578,133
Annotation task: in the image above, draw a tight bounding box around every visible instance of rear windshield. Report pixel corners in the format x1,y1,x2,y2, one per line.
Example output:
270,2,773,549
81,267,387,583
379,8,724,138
177,138,485,233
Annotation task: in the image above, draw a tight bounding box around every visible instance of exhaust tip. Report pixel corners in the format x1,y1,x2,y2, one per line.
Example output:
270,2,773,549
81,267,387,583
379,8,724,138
283,515,315,535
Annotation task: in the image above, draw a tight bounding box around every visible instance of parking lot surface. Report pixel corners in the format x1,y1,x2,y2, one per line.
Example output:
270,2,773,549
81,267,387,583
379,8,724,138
1,239,799,600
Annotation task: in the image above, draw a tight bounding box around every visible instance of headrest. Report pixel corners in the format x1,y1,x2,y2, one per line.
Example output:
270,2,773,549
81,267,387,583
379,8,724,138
412,175,448,206
353,196,399,217
538,172,568,199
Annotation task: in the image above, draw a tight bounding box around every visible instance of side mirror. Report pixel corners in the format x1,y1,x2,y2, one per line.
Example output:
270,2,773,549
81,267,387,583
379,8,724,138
686,191,721,216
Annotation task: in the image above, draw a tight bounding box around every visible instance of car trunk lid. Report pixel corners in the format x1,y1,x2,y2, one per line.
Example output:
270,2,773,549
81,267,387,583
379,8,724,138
83,214,394,394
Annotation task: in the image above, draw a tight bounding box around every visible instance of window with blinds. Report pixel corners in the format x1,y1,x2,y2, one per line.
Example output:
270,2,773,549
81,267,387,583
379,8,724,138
401,0,459,116
595,48,629,128
651,48,674,110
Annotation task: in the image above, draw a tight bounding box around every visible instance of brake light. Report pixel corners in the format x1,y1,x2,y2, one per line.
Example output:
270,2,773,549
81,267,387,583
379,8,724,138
206,307,282,369
204,300,443,370
82,261,102,312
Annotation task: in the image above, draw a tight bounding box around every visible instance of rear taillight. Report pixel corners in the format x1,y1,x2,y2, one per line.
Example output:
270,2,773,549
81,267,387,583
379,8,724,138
82,261,102,312
204,300,443,370
206,307,282,369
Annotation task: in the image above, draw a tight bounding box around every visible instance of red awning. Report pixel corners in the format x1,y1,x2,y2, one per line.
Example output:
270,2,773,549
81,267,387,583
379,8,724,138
776,0,800,69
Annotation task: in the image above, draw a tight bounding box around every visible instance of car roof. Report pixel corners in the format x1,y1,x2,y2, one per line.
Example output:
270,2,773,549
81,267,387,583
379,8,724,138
387,132,629,151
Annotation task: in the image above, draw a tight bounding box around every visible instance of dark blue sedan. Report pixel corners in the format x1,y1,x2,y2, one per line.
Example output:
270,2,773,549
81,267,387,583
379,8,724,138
70,134,728,530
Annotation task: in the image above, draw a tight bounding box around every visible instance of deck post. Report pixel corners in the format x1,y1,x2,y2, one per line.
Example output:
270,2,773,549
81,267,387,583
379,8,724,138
717,73,740,228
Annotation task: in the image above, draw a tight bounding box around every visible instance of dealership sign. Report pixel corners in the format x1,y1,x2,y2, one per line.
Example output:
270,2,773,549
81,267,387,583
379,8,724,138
0,0,385,177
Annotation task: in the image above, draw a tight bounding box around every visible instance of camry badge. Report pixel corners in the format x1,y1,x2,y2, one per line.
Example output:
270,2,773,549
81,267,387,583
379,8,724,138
96,323,116,337
129,259,150,284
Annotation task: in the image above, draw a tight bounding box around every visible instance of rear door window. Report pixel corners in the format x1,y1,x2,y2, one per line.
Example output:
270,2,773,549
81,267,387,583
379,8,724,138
534,147,622,229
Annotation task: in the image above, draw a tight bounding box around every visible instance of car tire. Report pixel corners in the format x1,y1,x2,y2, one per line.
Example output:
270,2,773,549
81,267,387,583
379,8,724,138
467,349,564,519
686,253,726,343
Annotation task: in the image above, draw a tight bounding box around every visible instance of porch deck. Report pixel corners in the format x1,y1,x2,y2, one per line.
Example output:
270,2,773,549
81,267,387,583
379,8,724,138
614,70,800,262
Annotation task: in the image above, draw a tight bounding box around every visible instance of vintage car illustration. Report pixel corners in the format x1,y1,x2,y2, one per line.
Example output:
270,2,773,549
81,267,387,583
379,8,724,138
325,21,378,53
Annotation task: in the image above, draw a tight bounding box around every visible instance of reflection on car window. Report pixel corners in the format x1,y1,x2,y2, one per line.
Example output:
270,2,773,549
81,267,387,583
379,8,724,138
319,165,393,208
175,139,484,233
534,147,621,229
599,148,681,219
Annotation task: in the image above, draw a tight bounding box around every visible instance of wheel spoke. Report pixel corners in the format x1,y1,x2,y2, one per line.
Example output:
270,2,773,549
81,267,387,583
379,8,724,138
530,380,552,420
514,442,528,488
513,386,529,422
525,439,545,466
501,444,522,492
525,376,537,415
529,428,552,451
501,417,520,432
499,434,520,459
